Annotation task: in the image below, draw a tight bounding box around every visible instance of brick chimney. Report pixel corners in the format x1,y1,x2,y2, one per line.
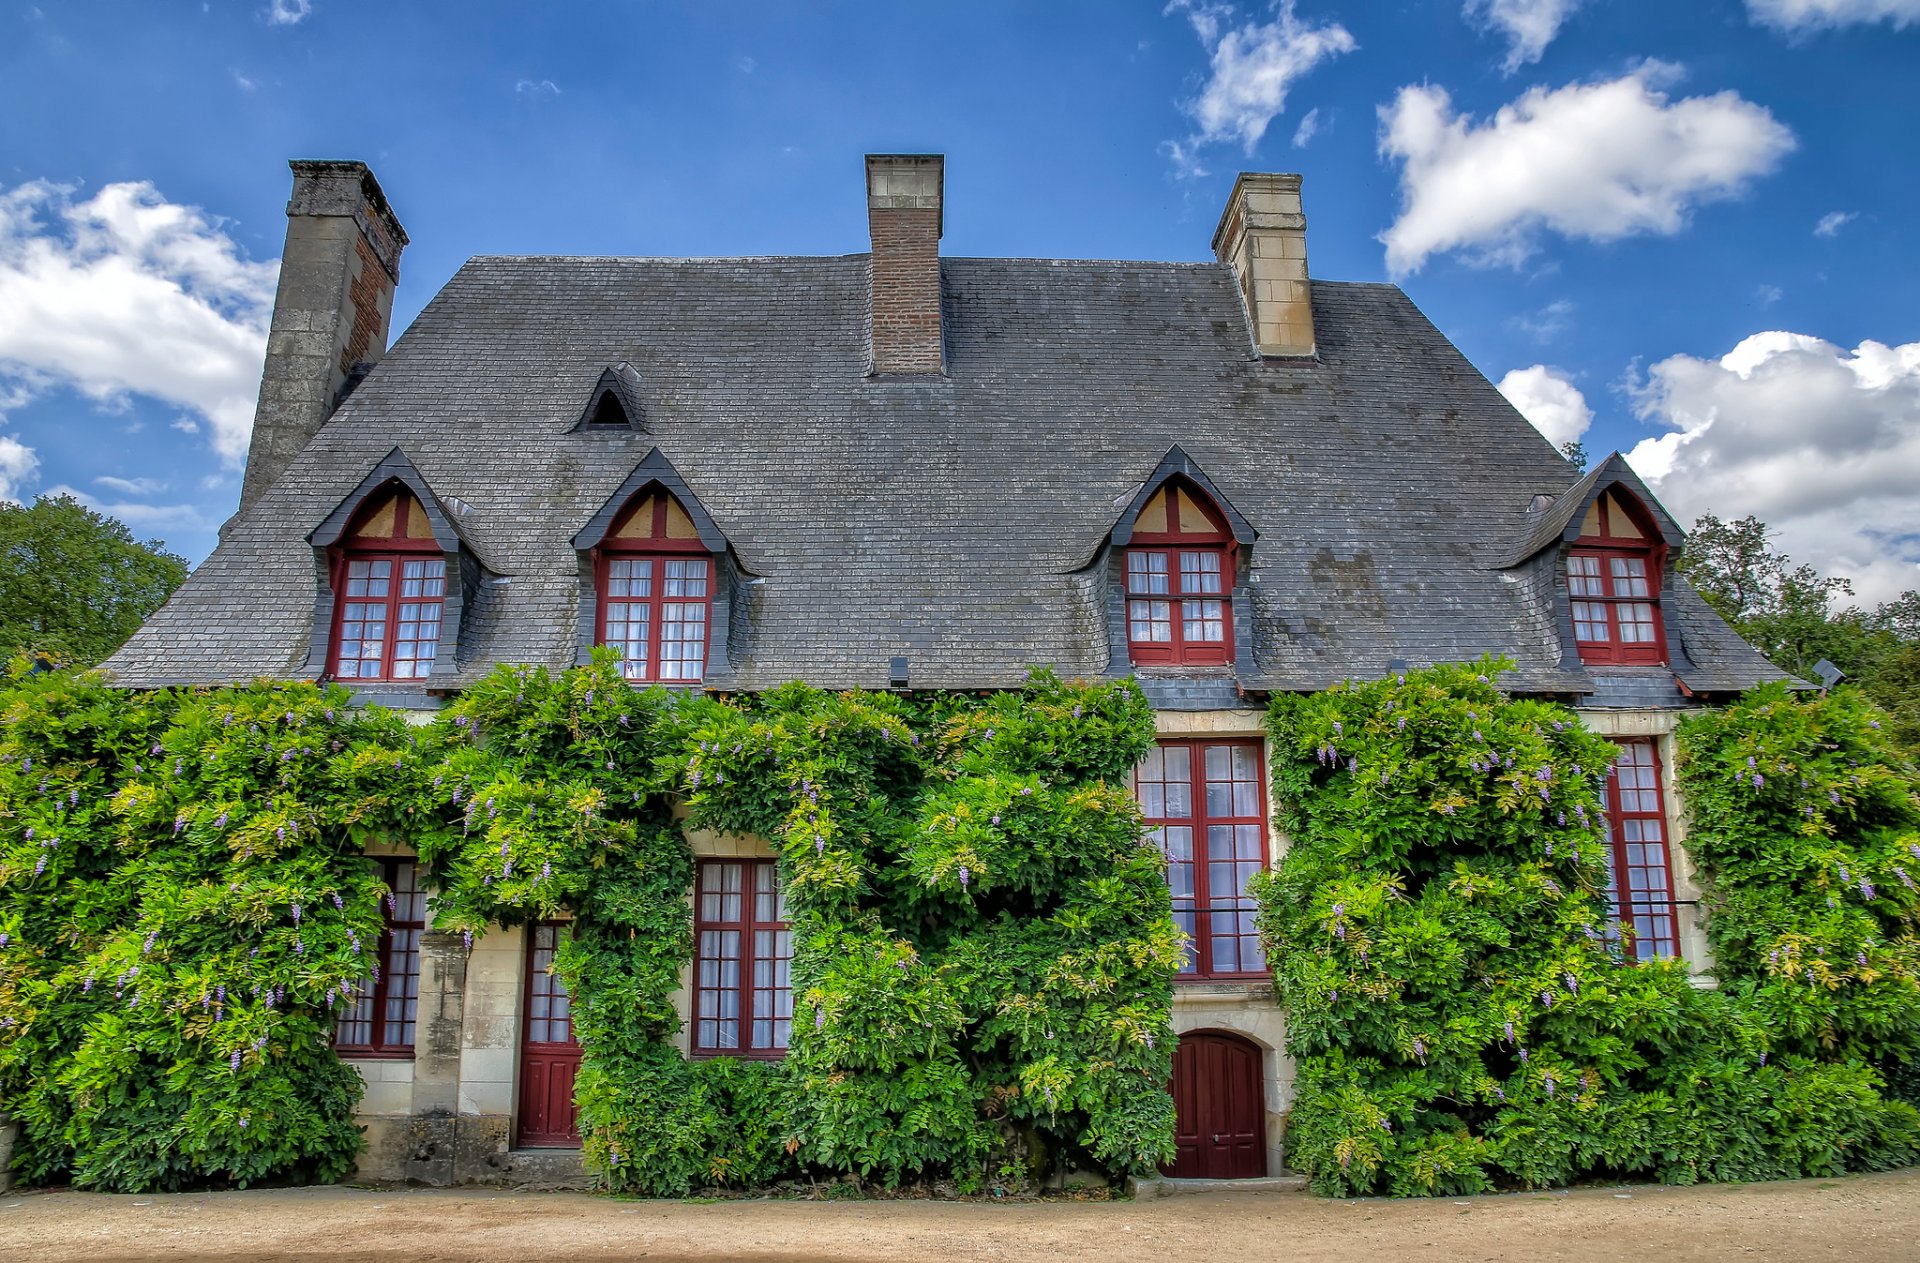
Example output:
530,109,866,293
864,154,944,376
1211,173,1314,359
238,160,408,512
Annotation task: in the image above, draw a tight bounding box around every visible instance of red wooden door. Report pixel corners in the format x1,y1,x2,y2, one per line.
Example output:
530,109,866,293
1166,1030,1266,1179
517,923,582,1148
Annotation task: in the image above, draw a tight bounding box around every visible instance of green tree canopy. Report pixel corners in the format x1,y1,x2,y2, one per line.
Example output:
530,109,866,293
0,494,189,669
1679,513,1919,757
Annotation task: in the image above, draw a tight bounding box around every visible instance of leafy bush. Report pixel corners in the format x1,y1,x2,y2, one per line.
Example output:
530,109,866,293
1257,660,1920,1196
0,668,421,1189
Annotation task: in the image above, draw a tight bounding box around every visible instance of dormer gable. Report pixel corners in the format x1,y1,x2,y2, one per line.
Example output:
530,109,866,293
571,361,648,432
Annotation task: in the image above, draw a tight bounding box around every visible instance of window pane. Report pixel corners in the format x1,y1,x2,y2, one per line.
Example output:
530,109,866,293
1567,554,1604,597
604,601,651,681
664,558,709,598
1610,556,1651,599
1182,599,1225,642
1572,601,1610,643
1128,599,1173,643
1179,551,1223,595
1617,602,1658,643
1126,551,1170,595
607,558,652,599
661,601,707,681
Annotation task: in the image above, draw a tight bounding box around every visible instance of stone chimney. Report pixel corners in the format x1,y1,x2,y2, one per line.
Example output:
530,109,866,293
1211,172,1314,358
238,160,408,512
864,154,944,376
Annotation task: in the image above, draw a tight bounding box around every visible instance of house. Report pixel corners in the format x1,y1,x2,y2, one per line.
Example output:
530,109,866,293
102,155,1792,1186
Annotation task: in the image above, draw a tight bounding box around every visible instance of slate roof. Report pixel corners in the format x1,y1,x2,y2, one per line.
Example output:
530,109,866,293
103,253,1788,699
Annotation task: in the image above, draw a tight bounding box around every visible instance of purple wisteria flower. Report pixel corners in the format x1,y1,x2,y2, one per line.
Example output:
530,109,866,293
1860,878,1876,900
958,865,971,890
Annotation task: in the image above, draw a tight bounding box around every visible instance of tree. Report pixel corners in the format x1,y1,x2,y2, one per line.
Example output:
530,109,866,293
1679,512,1919,758
0,494,189,668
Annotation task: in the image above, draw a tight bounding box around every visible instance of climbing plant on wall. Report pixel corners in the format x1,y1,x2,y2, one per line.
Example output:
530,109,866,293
0,666,431,1190
1675,684,1920,1093
423,655,1179,1194
1257,660,1920,1197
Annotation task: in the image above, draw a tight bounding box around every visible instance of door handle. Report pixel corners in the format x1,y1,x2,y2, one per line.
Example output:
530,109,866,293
1212,1133,1220,1144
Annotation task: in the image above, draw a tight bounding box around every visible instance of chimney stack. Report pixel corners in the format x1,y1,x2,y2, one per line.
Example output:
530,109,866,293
1211,173,1314,359
864,154,944,376
238,160,408,512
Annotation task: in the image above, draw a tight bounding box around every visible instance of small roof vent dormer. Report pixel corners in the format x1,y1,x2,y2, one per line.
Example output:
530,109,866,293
573,362,647,432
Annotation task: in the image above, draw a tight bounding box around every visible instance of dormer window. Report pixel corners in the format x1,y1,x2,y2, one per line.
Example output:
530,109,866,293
1125,481,1235,667
1568,489,1667,666
328,484,446,681
595,488,711,683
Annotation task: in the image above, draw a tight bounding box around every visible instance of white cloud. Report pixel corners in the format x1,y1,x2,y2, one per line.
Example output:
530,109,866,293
232,70,258,92
1166,0,1356,171
514,79,560,99
1291,107,1321,147
1748,0,1920,31
1755,283,1784,307
0,434,37,503
42,483,210,536
1378,63,1795,276
734,55,758,74
94,474,165,496
1465,0,1584,73
1497,364,1592,447
0,179,274,466
172,417,199,434
1629,332,1920,604
1814,209,1857,237
266,0,310,25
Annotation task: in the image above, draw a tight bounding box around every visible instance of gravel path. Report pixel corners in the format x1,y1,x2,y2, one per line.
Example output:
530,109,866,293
3,1169,1918,1262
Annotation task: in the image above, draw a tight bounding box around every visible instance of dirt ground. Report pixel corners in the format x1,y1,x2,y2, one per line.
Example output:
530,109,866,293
4,1169,1919,1263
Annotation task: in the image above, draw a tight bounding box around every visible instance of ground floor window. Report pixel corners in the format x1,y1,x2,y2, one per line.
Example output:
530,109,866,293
1602,740,1681,960
335,859,427,1054
693,859,792,1055
1131,739,1269,979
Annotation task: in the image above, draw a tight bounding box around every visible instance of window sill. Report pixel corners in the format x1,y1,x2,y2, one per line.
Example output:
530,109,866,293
1172,978,1275,1003
336,1049,417,1061
689,1049,788,1062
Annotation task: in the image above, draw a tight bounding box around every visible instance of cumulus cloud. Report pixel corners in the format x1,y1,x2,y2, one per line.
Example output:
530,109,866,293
1629,332,1920,604
1377,63,1795,276
0,434,37,503
1165,0,1356,173
1748,0,1920,31
1814,209,1857,237
514,79,560,99
0,179,275,466
1497,364,1593,447
1465,0,1584,72
266,0,310,25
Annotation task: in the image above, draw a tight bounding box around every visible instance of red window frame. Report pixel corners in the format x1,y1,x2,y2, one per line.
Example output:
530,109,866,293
593,491,714,684
1568,494,1667,666
1131,738,1270,980
1601,740,1681,961
334,859,428,1057
1126,482,1236,667
691,859,792,1058
326,486,448,682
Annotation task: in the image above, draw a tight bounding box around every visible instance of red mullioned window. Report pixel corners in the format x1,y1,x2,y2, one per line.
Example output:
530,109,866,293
594,489,713,683
1131,739,1269,979
1126,481,1235,667
335,859,428,1055
1568,490,1667,666
692,860,792,1056
327,484,447,682
1602,741,1681,961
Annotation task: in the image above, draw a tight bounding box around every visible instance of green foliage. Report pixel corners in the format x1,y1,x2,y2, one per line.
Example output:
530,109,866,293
1257,659,1920,1197
0,494,189,669
1679,512,1920,757
0,665,427,1189
421,660,1174,1194
1676,684,1920,1072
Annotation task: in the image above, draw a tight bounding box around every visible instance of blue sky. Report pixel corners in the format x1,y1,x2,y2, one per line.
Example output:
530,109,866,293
1,0,1916,601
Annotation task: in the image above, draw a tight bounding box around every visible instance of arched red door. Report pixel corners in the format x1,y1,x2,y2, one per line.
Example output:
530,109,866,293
1166,1030,1266,1178
517,923,582,1147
